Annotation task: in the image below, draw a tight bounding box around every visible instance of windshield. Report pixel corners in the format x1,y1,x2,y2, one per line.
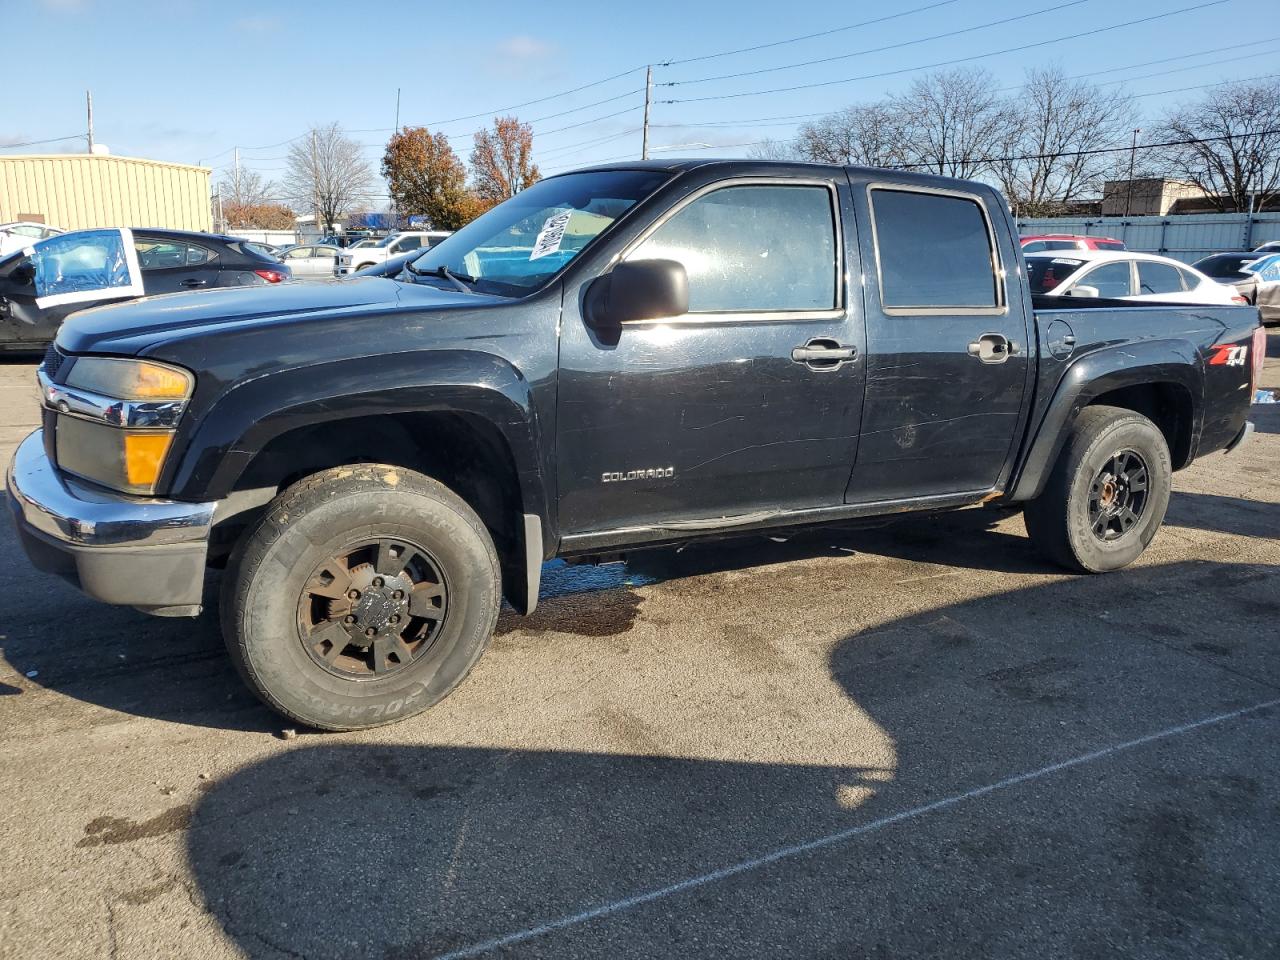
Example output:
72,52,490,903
406,169,670,297
1026,257,1085,295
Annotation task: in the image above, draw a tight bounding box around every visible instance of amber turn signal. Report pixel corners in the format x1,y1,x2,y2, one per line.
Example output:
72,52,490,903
123,433,174,488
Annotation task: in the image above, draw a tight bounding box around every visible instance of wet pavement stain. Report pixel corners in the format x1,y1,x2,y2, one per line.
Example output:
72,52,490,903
77,805,193,847
497,588,642,638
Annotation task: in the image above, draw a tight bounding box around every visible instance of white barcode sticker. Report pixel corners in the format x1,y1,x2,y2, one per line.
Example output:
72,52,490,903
529,210,573,261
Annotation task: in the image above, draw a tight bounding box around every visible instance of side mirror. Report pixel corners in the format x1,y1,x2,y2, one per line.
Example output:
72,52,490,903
587,258,689,330
11,261,35,286
1067,284,1100,299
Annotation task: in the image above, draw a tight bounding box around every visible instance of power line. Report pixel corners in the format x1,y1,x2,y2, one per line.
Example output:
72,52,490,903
645,77,1279,162
1,133,84,150
1073,35,1280,79
538,127,642,159
416,66,646,127
658,0,962,67
663,0,1093,87
662,0,1231,104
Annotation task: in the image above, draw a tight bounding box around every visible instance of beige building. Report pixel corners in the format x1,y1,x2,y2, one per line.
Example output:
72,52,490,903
1101,178,1209,217
0,153,211,232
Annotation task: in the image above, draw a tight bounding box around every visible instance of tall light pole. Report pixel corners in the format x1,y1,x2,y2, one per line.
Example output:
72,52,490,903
1124,128,1141,218
85,90,94,153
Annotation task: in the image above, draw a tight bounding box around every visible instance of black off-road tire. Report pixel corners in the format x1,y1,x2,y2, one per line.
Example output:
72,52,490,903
221,465,500,731
1024,405,1171,574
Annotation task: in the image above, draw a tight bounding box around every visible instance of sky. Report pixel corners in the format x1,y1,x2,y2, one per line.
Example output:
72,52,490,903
1,0,1274,205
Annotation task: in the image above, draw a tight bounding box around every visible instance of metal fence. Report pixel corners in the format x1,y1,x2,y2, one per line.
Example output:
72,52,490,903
1014,213,1280,264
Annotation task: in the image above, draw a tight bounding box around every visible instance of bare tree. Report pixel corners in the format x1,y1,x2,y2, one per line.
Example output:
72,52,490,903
216,167,276,208
795,102,906,168
283,123,376,231
993,67,1137,217
1154,78,1280,211
746,138,802,161
892,68,1011,179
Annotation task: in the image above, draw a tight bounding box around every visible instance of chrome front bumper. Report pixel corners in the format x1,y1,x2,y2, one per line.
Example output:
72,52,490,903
5,429,216,615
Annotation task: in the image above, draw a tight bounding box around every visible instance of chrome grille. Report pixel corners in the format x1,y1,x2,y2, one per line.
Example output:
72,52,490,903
40,344,66,380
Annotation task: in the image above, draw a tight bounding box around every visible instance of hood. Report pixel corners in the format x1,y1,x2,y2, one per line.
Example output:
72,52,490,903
56,277,501,355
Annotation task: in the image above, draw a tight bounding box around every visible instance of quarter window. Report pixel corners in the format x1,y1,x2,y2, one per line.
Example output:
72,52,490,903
629,183,838,313
871,188,1000,310
1138,261,1186,295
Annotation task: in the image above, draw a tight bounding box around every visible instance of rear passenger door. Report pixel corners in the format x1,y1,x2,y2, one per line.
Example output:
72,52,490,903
846,179,1033,502
135,237,219,293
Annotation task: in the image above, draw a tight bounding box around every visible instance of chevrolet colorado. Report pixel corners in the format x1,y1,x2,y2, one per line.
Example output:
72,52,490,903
6,160,1262,730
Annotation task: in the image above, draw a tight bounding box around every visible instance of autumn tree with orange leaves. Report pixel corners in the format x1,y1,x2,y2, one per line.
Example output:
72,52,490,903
470,116,540,203
381,127,478,231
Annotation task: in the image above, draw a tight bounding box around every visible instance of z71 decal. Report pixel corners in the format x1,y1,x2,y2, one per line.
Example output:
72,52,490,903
1208,344,1248,367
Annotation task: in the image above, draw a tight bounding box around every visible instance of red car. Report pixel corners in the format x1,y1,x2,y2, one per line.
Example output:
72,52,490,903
1020,234,1126,253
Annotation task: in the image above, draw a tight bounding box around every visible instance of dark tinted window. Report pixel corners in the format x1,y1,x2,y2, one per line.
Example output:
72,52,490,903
1026,257,1085,294
1138,260,1185,295
1193,254,1254,279
632,184,838,312
1077,261,1132,298
1094,240,1126,250
873,189,999,309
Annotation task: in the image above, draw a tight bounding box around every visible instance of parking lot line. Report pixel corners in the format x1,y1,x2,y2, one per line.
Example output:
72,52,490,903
437,696,1280,960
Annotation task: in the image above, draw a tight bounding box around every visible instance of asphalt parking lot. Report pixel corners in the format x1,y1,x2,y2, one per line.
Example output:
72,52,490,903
1,336,1278,960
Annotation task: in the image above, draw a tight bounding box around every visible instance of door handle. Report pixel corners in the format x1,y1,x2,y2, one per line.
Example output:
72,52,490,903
791,338,857,370
180,278,207,288
967,333,1018,364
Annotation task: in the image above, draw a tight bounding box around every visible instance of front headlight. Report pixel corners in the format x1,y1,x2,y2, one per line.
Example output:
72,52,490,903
64,357,193,400
52,358,194,495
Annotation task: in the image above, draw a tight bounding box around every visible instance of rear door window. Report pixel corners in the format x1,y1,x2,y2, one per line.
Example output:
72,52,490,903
870,187,1001,312
1137,261,1186,295
1076,261,1133,298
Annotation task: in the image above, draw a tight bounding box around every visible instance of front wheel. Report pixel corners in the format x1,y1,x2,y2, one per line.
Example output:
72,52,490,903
1024,405,1172,573
221,465,500,730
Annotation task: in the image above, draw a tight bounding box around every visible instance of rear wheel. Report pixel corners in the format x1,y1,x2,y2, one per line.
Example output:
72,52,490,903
222,464,500,730
1024,405,1171,573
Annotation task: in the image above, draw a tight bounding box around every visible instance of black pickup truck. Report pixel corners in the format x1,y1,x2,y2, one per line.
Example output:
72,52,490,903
6,160,1262,730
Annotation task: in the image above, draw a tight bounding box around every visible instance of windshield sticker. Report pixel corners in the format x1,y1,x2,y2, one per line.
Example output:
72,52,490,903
1051,258,1081,265
529,210,573,261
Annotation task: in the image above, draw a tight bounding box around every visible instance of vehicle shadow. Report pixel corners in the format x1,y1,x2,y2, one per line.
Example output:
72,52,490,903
0,507,1062,732
1166,490,1280,539
178,559,1280,959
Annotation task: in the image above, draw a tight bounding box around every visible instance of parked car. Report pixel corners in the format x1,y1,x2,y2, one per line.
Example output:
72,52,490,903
1203,252,1280,324
1252,240,1280,253
0,221,64,258
337,231,452,274
8,160,1260,731
276,244,341,278
1020,234,1125,253
347,251,417,279
0,227,290,349
1025,250,1244,305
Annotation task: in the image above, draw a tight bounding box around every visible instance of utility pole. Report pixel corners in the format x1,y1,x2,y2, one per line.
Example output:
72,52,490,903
1124,128,1141,218
310,129,322,238
395,87,401,133
86,90,94,153
233,147,241,205
641,65,652,160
